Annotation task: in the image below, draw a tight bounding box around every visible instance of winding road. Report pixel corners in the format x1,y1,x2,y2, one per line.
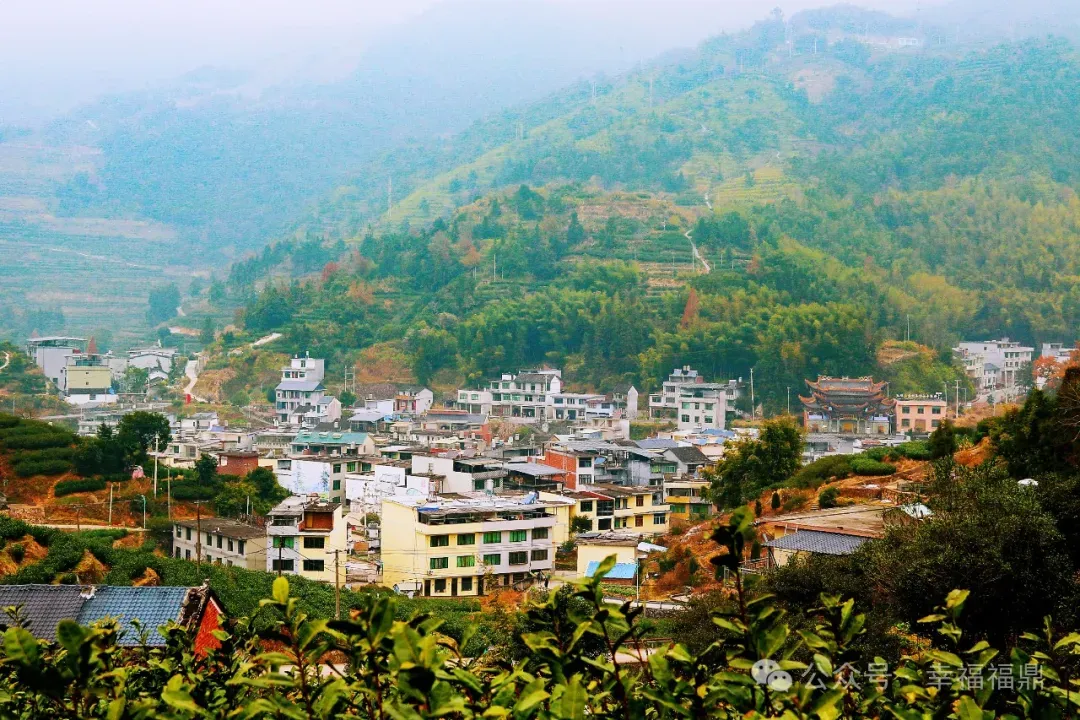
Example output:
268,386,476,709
0,351,10,373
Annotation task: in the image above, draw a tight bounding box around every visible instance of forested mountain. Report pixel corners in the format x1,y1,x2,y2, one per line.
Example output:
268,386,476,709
213,7,1080,410
42,1,735,249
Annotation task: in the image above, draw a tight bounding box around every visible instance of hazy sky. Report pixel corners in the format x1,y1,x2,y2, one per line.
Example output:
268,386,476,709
0,0,938,124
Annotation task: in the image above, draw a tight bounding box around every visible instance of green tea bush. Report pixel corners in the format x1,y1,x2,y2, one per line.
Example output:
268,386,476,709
850,457,897,476
54,478,107,496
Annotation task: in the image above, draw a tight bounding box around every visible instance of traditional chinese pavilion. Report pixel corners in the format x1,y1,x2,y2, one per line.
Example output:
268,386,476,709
800,377,895,435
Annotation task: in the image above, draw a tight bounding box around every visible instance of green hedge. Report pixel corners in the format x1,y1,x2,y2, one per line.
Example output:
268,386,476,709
54,478,108,497
14,458,73,477
11,447,75,464
2,433,73,450
790,455,852,488
170,483,220,501
850,457,897,476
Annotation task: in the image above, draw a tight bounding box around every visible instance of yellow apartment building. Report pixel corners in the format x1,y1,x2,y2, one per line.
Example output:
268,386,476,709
541,484,669,536
381,494,569,597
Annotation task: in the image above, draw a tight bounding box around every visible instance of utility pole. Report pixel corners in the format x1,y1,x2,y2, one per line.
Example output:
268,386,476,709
195,501,204,564
786,387,791,416
167,466,172,520
750,368,756,421
75,505,82,533
334,549,341,620
152,436,159,499
906,314,911,343
955,379,961,419
108,483,114,526
140,495,146,530
277,543,284,577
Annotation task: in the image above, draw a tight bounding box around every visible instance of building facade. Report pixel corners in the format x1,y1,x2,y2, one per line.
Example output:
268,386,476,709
172,519,265,570
380,494,562,597
648,367,730,429
894,394,947,433
265,497,347,583
953,339,1033,392
800,377,895,435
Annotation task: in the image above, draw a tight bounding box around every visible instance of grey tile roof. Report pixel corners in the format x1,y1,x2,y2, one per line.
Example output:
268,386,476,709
764,530,869,556
78,586,191,646
276,380,323,392
0,585,87,641
637,438,679,450
666,446,710,464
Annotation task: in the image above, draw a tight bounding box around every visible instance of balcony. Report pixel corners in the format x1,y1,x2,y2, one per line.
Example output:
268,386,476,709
415,515,556,535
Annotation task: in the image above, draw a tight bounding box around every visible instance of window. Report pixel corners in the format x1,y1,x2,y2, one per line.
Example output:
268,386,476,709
705,417,713,424
483,553,501,566
901,419,911,428
483,531,502,544
931,420,941,428
636,495,645,507
430,535,450,547
238,541,246,555
303,559,325,572
902,405,911,414
681,415,690,423
530,549,548,561
509,530,527,542
473,479,486,491
272,559,294,572
216,536,222,549
705,403,714,410
227,539,234,552
347,462,356,472
273,537,295,549
461,577,473,592
597,518,612,531
457,533,475,545
917,407,925,414
932,406,942,415
578,457,591,468
508,551,528,566
332,464,341,473
227,560,233,567
206,554,213,563
430,557,449,570
457,555,475,568
532,527,548,540
206,533,212,545
333,480,341,491
185,549,191,560
304,537,325,549
636,515,644,527
681,402,690,410
433,579,446,593
175,526,182,538
174,547,180,558
579,501,593,513
654,513,667,525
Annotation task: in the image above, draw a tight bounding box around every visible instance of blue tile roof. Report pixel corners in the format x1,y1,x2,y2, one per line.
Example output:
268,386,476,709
763,530,868,556
77,586,191,646
0,585,87,641
585,561,638,580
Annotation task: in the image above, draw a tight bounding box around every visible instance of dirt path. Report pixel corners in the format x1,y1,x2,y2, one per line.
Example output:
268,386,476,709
0,351,9,373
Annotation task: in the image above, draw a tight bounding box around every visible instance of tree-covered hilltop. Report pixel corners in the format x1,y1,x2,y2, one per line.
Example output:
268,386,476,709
211,21,1080,407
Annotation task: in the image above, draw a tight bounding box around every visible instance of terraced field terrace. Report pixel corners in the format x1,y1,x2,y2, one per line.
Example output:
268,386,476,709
0,141,199,346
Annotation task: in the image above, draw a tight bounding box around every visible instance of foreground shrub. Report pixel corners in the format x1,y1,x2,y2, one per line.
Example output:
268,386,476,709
790,454,851,488
0,513,1077,718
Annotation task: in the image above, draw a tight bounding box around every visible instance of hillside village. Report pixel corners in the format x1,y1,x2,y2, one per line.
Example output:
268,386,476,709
0,331,1073,606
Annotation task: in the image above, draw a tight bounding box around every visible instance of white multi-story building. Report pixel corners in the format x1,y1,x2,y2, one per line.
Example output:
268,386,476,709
456,369,562,420
274,355,341,428
172,518,265,570
380,493,562,597
648,366,729,429
954,339,1033,392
